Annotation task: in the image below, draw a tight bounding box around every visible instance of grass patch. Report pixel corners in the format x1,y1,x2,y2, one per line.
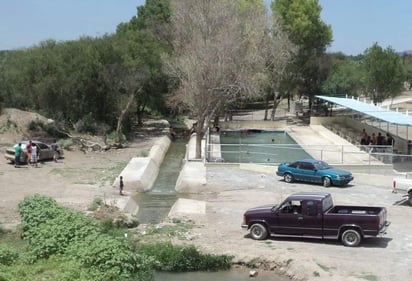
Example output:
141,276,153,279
49,160,127,186
139,219,195,240
357,273,378,281
317,262,332,272
285,258,293,266
313,271,320,277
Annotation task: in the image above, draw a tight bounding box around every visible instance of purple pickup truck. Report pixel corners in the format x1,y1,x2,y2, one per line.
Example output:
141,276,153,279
241,192,390,247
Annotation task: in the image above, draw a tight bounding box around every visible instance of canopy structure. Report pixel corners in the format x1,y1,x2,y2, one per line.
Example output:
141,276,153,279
316,95,412,126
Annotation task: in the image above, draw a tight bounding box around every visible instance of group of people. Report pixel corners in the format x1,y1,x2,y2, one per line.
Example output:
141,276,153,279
360,129,395,151
14,139,59,168
14,140,39,168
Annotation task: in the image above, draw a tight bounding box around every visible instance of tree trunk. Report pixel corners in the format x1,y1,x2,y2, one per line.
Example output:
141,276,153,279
195,116,206,159
116,93,135,143
264,95,269,121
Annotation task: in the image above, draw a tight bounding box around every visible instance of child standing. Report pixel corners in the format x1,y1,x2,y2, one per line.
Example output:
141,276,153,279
31,145,38,167
119,176,124,195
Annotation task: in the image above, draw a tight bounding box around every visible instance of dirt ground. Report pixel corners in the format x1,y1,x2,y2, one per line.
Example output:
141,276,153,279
1,109,412,281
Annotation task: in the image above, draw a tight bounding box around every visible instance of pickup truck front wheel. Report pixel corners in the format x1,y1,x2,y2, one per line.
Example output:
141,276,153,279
341,229,361,247
249,223,268,240
408,193,412,206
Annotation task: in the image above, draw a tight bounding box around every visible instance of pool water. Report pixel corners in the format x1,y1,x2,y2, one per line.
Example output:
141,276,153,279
219,130,312,164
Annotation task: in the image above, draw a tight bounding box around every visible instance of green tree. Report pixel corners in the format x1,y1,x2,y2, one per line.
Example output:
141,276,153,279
322,55,363,97
361,43,406,104
272,0,332,109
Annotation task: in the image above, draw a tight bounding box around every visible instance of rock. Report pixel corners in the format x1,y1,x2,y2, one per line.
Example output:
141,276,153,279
249,270,258,277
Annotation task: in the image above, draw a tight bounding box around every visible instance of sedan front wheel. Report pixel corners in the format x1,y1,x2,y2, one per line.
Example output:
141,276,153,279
322,177,331,187
284,173,294,183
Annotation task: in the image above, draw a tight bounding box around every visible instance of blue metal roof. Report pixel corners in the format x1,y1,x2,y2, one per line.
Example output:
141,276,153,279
316,95,412,126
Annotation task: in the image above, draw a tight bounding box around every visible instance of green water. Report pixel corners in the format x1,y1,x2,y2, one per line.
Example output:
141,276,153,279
220,130,312,164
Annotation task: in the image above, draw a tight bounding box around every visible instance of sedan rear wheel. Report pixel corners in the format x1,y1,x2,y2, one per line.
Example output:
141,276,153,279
322,177,331,187
250,223,268,240
284,173,294,183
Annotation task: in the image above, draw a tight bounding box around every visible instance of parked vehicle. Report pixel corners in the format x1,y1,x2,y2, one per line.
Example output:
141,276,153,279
4,140,63,164
276,159,353,187
241,192,389,247
392,178,412,206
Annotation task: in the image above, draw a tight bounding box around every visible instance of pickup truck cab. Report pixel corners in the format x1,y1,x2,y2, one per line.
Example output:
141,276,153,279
242,192,389,247
392,178,412,206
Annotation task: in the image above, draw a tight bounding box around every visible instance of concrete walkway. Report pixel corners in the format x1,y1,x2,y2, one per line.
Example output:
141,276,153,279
287,124,385,166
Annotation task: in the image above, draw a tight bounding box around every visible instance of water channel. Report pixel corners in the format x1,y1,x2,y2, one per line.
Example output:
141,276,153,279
133,138,289,281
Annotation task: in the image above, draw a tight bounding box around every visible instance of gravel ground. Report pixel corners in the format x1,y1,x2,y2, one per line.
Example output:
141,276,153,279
169,165,412,281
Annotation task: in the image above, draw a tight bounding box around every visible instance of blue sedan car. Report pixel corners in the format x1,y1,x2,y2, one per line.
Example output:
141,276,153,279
276,159,353,187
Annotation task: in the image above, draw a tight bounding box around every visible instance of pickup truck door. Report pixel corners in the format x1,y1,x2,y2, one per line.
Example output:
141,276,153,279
271,201,304,236
302,200,323,238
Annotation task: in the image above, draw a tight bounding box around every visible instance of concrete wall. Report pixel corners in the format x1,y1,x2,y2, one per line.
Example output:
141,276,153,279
113,135,171,192
219,120,287,130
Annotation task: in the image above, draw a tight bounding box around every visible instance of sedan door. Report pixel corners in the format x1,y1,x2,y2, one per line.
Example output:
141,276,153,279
298,162,320,183
37,143,52,160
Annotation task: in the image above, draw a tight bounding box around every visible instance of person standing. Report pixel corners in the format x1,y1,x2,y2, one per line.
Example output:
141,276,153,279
26,140,33,165
31,144,38,167
51,140,59,162
360,129,368,145
119,176,124,195
14,143,22,168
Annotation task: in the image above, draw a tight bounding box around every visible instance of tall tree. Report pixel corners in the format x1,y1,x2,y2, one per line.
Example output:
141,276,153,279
272,0,332,109
165,0,271,158
322,55,363,97
361,43,405,104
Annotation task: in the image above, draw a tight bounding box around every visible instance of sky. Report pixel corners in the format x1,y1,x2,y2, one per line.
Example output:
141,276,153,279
0,0,411,56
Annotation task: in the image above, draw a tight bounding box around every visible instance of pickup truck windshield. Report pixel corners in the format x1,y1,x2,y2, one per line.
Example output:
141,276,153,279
322,195,333,212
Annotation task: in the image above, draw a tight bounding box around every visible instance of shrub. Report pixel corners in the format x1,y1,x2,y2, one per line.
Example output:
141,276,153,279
27,210,100,259
138,242,232,272
65,233,154,280
0,247,19,265
18,195,62,235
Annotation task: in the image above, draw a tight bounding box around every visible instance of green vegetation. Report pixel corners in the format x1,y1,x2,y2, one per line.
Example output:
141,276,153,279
316,262,333,272
138,242,232,272
0,195,232,281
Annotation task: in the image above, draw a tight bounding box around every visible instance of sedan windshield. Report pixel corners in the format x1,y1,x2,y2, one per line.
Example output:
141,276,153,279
314,161,332,170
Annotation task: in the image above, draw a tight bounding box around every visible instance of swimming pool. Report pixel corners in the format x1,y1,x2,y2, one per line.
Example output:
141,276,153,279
218,130,312,164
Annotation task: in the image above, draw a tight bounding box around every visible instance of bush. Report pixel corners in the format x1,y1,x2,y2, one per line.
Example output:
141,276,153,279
65,233,154,280
18,195,61,235
25,210,100,259
138,242,232,272
0,247,19,266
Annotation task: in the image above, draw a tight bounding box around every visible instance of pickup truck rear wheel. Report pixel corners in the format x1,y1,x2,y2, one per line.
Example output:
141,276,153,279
322,177,331,187
284,173,294,183
250,223,268,240
341,229,361,247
